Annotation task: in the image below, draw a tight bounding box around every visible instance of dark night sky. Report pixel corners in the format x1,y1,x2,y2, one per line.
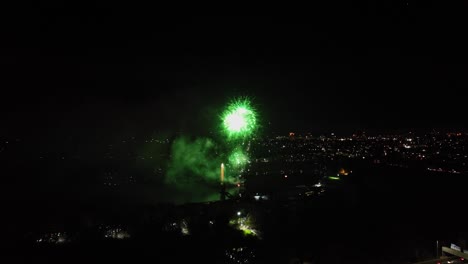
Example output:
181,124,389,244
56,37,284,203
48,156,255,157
2,3,468,141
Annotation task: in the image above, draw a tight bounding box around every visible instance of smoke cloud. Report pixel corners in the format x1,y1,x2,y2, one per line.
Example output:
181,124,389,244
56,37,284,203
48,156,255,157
166,137,227,186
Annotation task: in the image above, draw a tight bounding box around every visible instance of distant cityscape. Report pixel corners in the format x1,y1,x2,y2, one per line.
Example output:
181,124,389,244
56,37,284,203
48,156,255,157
3,130,468,263
2,130,466,187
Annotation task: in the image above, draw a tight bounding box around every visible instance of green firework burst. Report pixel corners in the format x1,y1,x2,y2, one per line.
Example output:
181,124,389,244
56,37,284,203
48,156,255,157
221,98,257,140
228,148,249,167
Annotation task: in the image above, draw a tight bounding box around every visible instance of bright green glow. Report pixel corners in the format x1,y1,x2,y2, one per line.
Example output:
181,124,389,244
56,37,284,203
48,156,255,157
229,148,249,167
222,98,257,139
328,176,340,180
240,225,256,236
166,137,234,185
229,215,258,237
225,108,248,131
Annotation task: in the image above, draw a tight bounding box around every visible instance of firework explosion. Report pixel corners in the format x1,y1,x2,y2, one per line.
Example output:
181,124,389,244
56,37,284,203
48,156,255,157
221,98,257,140
164,97,259,203
220,97,258,186
228,148,249,168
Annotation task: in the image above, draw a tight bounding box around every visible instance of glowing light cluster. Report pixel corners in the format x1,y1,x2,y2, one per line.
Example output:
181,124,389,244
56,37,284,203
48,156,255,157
229,148,249,167
229,213,259,237
222,99,257,139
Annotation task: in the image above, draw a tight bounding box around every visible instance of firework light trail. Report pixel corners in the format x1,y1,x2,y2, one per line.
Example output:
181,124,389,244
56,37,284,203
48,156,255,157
220,163,225,183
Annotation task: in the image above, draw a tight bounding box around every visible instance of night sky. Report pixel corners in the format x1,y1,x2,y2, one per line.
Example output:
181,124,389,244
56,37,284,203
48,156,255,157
2,3,468,141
